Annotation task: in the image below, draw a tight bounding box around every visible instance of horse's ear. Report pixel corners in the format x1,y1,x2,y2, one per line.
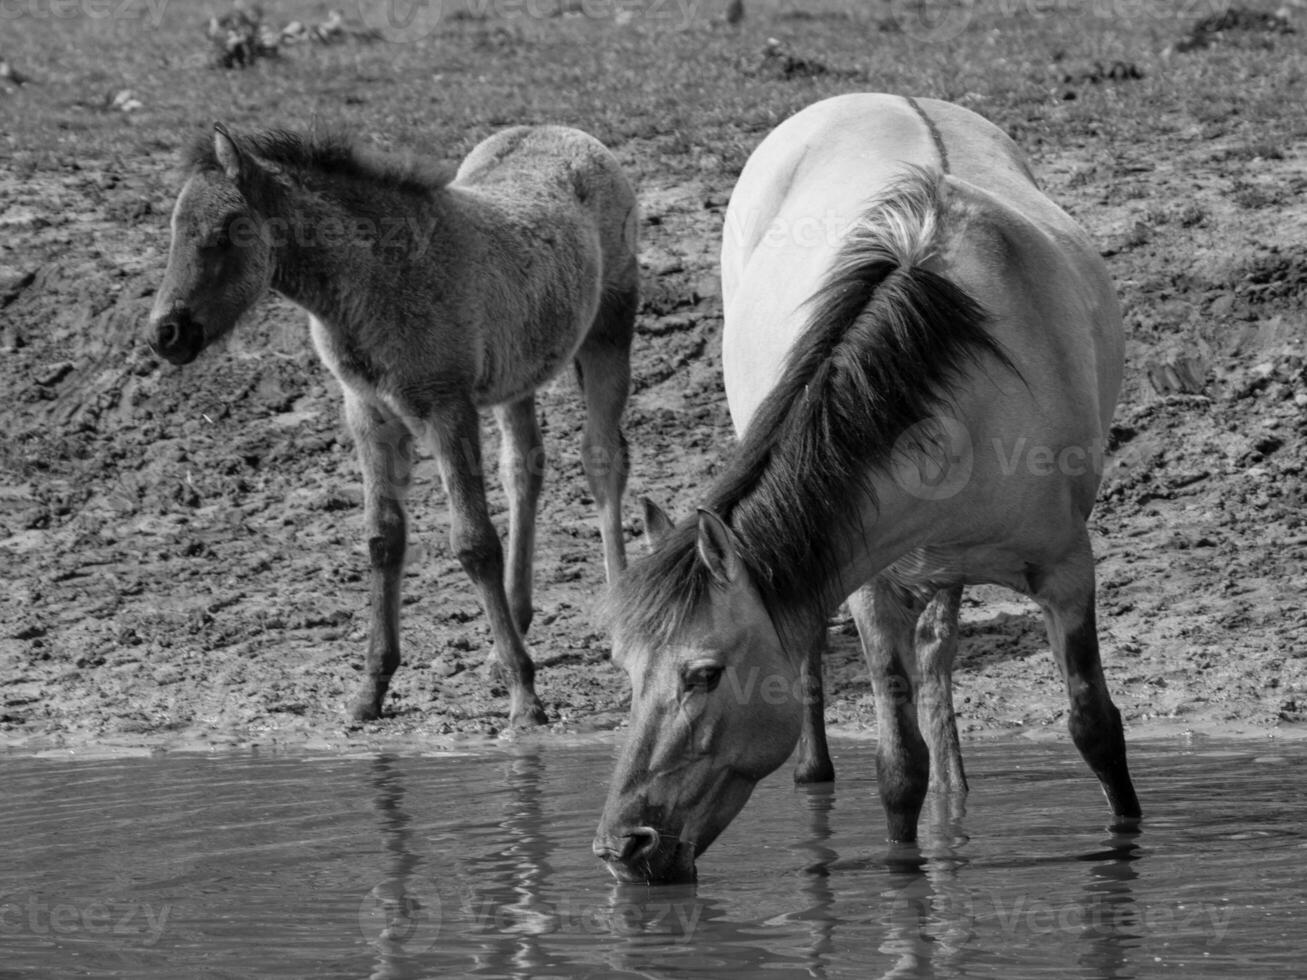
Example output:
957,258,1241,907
213,123,244,182
695,509,743,587
640,497,675,552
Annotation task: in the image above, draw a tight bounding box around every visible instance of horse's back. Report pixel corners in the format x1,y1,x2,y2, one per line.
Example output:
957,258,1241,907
722,93,1034,427
722,93,1123,558
722,94,1118,442
455,125,637,290
722,93,1035,298
937,175,1122,445
456,125,632,211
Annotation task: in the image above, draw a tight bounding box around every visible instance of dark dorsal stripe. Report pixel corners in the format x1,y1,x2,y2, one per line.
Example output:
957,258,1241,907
903,96,951,175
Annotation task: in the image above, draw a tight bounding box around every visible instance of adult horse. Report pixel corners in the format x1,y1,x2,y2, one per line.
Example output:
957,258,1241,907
148,124,639,726
594,93,1139,883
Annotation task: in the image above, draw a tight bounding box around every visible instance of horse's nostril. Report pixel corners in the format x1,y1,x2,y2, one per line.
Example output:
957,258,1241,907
156,319,182,351
620,827,659,864
149,312,202,365
593,827,659,866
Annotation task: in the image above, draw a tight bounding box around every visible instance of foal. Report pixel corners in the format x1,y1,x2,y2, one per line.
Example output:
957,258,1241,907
148,125,639,725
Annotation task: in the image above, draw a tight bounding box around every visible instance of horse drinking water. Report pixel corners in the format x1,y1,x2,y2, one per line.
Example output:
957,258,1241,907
148,125,639,725
595,93,1140,883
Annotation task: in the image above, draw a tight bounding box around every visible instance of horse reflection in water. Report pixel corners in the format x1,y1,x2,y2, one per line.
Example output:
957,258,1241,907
360,746,1143,978
596,92,1140,885
363,758,422,976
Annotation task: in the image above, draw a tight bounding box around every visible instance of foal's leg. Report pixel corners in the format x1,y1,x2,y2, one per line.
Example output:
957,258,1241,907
494,395,544,636
915,584,967,794
793,631,836,784
426,397,547,727
575,286,636,582
1031,541,1141,826
344,392,412,722
850,578,929,842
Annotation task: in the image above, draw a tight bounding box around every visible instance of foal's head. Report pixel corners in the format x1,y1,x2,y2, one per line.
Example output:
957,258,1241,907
148,126,274,365
593,505,805,884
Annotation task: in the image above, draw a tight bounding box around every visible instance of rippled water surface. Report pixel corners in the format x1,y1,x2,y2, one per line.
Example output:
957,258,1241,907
2,737,1305,978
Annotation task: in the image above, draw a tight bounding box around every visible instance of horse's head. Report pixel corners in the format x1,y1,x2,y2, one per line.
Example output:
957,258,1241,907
148,125,273,366
593,502,805,884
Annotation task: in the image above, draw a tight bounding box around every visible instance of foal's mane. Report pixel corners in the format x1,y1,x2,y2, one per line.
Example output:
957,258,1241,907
184,128,454,195
606,167,1015,646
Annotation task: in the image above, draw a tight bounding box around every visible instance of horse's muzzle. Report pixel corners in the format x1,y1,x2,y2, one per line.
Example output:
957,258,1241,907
149,311,204,366
592,828,697,884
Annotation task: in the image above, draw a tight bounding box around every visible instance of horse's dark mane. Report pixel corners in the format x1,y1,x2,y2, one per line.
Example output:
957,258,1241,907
184,128,454,195
605,168,1016,647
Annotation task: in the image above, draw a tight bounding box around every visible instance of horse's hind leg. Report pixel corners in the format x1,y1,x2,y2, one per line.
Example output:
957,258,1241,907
427,396,547,727
575,283,636,582
915,584,967,794
1032,541,1141,827
343,392,412,722
850,578,929,842
793,632,835,784
493,395,544,635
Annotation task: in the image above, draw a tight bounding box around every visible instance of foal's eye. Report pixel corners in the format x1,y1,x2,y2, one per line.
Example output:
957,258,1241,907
681,663,723,693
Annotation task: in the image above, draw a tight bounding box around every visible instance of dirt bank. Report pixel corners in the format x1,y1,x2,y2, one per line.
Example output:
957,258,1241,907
2,8,1305,756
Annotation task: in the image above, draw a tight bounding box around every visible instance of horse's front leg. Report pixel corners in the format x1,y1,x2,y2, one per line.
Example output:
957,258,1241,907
428,397,547,727
793,632,835,784
850,578,929,842
915,584,966,794
1032,539,1141,828
493,395,544,636
344,392,412,722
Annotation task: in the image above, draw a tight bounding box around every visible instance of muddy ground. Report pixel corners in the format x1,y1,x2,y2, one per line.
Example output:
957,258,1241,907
2,8,1306,758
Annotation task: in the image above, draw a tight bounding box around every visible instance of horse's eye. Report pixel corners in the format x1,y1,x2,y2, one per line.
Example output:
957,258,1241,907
682,664,723,693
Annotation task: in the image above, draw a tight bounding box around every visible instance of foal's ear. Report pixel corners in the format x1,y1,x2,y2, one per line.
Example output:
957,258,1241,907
213,123,245,182
695,509,743,587
640,497,675,552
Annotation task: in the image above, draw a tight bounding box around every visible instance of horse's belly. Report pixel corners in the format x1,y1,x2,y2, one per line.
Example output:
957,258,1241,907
472,301,596,407
882,544,1032,598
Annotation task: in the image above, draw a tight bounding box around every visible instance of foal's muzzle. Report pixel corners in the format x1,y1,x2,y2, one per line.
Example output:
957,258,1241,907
149,311,204,366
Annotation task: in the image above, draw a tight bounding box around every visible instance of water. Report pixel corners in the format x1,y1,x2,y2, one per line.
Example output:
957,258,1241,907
2,738,1304,979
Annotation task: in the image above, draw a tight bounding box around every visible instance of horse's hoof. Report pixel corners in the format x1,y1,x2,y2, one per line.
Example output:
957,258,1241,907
510,701,549,728
348,695,383,722
793,760,836,785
